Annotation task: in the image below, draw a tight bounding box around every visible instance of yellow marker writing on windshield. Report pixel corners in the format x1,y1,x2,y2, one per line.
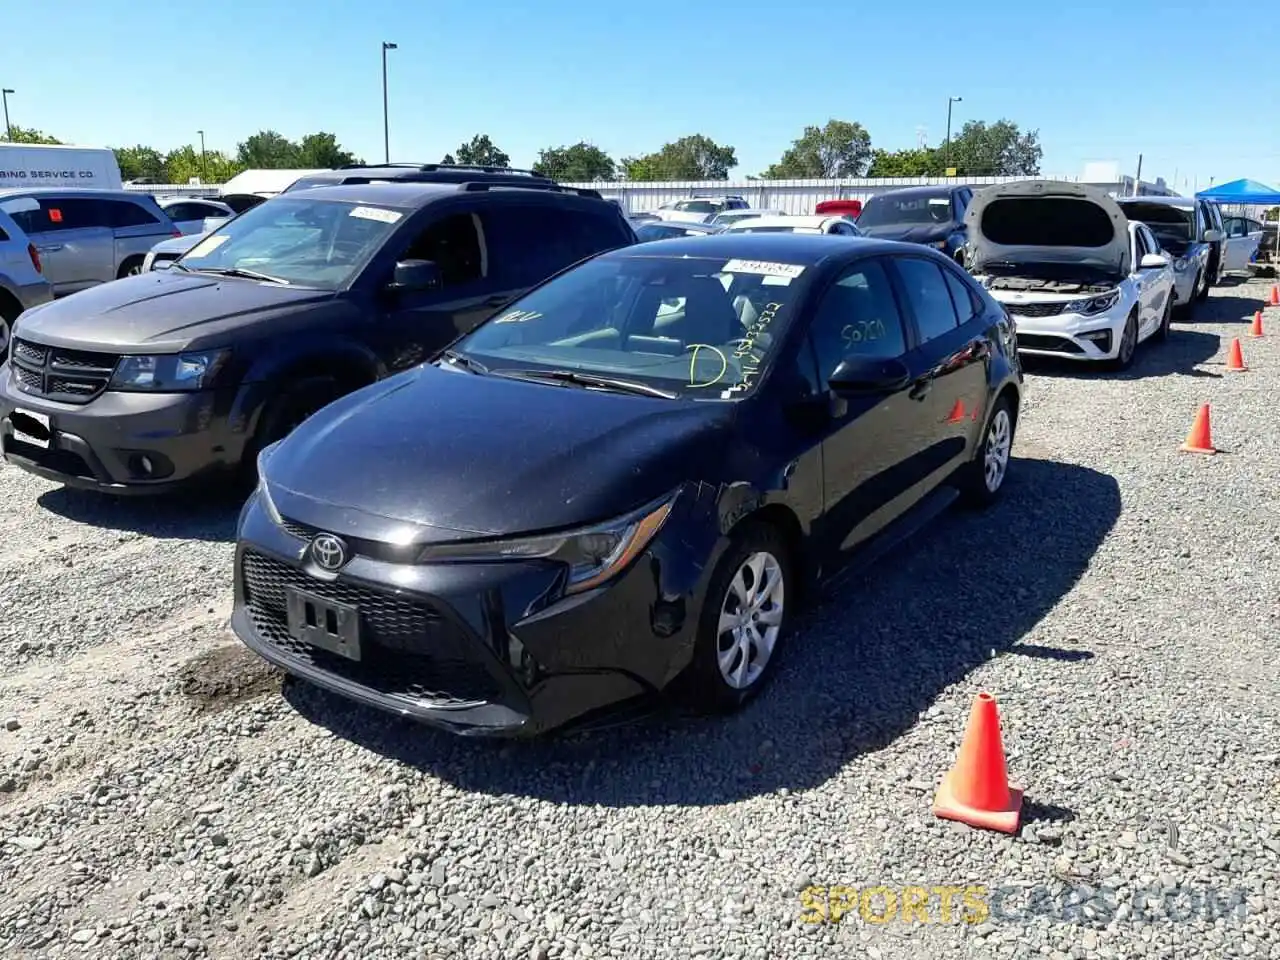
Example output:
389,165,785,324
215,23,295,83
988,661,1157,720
687,344,728,387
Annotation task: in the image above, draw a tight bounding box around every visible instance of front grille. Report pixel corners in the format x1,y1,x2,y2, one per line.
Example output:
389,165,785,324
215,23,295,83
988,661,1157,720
10,338,119,405
279,514,419,563
240,550,501,707
1006,301,1066,318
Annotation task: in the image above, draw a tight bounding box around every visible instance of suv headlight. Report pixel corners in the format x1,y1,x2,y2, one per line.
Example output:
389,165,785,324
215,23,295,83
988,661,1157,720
109,349,230,392
1062,290,1120,316
417,493,676,596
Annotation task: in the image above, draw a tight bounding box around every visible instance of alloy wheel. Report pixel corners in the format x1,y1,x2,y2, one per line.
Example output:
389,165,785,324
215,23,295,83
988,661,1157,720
1118,314,1137,364
716,551,785,690
0,317,9,356
983,408,1012,493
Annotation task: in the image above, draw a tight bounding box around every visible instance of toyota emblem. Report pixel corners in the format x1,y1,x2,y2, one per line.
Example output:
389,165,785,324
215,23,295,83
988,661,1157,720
310,534,349,572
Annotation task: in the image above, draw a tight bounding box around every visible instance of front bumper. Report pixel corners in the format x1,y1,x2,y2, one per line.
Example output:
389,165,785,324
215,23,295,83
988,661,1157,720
230,489,713,738
1006,306,1126,362
1171,269,1196,306
0,363,245,494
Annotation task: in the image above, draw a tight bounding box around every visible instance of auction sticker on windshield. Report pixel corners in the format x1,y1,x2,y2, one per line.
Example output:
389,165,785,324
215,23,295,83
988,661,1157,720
721,259,806,281
348,206,403,224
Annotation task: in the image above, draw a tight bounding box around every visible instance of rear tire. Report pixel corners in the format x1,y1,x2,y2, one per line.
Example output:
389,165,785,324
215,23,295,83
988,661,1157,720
240,375,347,486
0,294,19,354
118,257,145,278
956,395,1015,508
681,521,793,713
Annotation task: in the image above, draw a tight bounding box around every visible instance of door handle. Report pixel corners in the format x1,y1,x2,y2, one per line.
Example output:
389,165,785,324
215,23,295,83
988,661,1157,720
37,244,63,253
909,375,932,401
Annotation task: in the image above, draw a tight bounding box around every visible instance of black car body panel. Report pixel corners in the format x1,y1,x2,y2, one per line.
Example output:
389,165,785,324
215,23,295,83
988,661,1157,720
231,234,1023,737
0,182,637,493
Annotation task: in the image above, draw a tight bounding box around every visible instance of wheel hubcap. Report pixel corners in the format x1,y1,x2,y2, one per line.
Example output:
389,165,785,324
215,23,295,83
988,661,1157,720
984,409,1012,493
716,551,784,690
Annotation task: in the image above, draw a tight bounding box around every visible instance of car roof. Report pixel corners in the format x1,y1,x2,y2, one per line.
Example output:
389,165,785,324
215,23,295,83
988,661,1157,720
282,180,610,210
868,185,961,200
1117,195,1193,207
725,215,838,229
0,187,155,200
605,232,890,264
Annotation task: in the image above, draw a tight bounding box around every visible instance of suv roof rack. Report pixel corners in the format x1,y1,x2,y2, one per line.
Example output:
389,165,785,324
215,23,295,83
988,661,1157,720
337,162,550,179
457,182,603,200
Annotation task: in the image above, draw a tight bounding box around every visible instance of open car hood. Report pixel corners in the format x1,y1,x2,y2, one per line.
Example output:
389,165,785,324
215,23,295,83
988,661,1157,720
965,180,1130,277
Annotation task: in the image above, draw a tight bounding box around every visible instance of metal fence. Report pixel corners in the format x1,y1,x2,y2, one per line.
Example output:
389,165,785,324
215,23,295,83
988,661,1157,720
124,173,1177,208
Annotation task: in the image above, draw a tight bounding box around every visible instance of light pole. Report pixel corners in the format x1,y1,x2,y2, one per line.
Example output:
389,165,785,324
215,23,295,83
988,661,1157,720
381,42,398,164
197,129,207,181
1,89,13,141
944,95,963,173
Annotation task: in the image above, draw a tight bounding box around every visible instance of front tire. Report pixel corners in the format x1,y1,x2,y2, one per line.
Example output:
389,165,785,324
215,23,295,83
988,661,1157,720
1152,297,1174,342
118,257,145,278
1194,269,1209,302
684,522,793,713
1108,310,1139,371
240,375,347,486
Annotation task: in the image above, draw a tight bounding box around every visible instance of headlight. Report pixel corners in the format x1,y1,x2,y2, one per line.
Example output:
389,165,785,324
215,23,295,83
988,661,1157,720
109,349,230,392
417,493,676,596
1062,290,1120,316
1174,257,1189,271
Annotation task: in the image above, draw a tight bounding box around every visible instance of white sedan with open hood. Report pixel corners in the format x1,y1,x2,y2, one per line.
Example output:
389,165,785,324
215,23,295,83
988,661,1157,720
965,180,1176,369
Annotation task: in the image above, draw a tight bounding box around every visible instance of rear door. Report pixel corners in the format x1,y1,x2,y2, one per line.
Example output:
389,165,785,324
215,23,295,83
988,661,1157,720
886,254,989,485
0,195,114,294
1222,216,1259,273
104,198,174,273
803,256,926,555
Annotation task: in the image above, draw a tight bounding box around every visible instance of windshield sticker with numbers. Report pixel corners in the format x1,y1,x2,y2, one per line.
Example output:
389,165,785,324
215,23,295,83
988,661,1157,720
721,259,807,281
348,206,403,224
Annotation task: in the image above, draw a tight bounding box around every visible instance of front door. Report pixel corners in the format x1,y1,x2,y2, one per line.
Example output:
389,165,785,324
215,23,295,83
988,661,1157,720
376,209,519,372
803,256,928,558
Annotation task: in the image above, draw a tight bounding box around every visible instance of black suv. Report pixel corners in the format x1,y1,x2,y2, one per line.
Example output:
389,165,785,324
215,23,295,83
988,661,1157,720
281,163,559,194
0,177,637,495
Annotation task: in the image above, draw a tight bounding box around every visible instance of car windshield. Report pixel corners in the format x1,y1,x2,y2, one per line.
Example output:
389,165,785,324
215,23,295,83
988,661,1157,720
635,223,701,241
731,225,814,234
670,200,721,214
1120,204,1193,246
175,196,403,288
857,193,953,227
450,253,811,399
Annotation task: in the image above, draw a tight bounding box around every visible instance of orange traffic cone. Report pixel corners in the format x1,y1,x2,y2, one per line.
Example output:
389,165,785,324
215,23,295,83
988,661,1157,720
932,692,1023,834
1251,311,1265,338
1179,404,1217,455
1226,338,1247,373
1271,285,1279,307
946,399,966,423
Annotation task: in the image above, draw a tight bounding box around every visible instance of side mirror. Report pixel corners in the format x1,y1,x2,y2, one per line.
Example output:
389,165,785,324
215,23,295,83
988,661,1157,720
1202,229,1224,243
153,260,173,271
827,355,911,396
388,259,441,293
1139,253,1169,269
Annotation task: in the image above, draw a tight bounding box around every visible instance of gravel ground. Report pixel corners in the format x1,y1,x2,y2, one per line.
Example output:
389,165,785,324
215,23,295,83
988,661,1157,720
2,278,1279,960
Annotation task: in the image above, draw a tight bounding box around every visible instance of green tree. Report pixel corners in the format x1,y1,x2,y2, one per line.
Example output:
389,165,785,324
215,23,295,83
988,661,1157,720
447,134,510,167
113,145,167,182
235,130,302,169
866,146,945,178
1,126,62,145
623,134,737,181
298,132,360,168
942,120,1042,176
532,142,616,182
164,145,245,184
762,120,872,179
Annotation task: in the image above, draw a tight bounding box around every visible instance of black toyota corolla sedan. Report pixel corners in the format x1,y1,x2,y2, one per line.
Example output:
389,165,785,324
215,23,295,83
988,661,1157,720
231,233,1023,737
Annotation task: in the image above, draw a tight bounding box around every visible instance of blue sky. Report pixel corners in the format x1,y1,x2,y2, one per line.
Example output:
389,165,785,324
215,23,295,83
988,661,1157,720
3,0,1275,193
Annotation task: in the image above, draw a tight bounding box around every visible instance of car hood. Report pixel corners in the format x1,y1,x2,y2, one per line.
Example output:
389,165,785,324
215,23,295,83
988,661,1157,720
13,271,336,353
857,222,956,244
262,363,734,543
149,233,205,255
965,180,1130,277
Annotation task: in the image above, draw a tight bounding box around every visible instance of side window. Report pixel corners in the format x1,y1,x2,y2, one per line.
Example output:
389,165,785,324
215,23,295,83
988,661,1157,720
38,197,105,231
400,211,485,287
480,204,577,288
107,200,161,228
0,224,7,242
1142,226,1162,254
893,257,960,343
941,266,980,323
807,258,909,378
1133,229,1149,260
165,203,198,222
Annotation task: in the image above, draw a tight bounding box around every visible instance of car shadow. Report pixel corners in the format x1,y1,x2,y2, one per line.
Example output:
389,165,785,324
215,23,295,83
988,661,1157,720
36,485,244,542
284,456,1122,806
1021,328,1223,381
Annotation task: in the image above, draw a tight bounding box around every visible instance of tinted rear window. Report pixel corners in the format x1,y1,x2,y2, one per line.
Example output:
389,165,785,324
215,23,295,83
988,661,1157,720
980,197,1116,248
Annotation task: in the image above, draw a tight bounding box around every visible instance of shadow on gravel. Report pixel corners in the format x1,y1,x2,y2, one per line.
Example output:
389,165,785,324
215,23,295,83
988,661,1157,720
1022,328,1222,381
288,456,1122,806
1011,644,1094,662
36,486,244,542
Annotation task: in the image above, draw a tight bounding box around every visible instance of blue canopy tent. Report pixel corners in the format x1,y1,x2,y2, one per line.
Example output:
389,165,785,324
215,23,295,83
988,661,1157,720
1196,179,1280,264
1195,178,1280,205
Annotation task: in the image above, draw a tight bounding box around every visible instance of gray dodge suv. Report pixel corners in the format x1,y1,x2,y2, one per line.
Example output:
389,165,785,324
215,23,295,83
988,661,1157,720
0,177,636,495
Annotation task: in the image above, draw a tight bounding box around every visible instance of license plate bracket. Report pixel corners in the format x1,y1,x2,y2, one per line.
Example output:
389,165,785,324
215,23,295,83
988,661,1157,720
10,408,51,450
285,587,362,661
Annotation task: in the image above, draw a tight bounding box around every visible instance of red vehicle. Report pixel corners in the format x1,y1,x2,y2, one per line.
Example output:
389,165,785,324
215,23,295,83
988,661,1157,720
814,199,863,218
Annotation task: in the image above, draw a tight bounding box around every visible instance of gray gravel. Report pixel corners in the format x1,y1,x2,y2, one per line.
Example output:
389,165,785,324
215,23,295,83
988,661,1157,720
2,278,1279,960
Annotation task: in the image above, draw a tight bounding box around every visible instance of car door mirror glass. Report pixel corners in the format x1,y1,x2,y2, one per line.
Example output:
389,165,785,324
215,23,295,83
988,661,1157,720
828,355,911,396
389,259,442,293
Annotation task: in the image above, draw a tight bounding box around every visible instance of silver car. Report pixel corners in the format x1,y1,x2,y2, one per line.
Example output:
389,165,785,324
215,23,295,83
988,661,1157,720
0,207,54,353
155,196,235,236
0,188,180,296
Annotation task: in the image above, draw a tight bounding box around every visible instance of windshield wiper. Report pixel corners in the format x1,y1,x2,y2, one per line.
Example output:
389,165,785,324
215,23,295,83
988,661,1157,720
193,266,289,285
440,349,488,374
492,368,677,399
167,261,190,272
